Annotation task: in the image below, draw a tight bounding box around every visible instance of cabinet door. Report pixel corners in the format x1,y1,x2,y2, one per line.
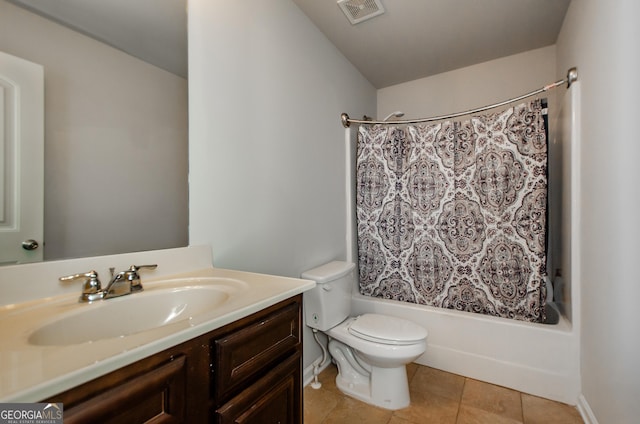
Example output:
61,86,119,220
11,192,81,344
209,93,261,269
215,352,301,424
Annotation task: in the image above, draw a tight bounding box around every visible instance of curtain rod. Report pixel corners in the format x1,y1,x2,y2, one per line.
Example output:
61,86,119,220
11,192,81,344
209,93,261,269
341,67,578,128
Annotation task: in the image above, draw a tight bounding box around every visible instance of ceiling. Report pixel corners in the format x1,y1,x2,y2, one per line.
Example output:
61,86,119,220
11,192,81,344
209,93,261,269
9,0,571,88
8,0,187,78
293,0,571,88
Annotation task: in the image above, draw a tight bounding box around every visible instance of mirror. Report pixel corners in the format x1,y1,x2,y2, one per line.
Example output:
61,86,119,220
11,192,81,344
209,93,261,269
0,0,188,264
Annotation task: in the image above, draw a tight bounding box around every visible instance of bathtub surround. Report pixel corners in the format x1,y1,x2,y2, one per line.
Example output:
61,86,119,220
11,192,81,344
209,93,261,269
356,100,548,323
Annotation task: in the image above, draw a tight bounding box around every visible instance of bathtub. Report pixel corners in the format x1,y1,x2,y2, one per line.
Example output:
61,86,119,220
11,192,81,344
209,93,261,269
350,292,580,405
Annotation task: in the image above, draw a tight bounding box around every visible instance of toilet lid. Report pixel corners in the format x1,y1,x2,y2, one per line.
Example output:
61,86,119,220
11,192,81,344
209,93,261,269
348,314,427,345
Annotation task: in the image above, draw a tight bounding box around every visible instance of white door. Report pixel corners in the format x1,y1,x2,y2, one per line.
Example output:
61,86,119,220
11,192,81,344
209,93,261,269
0,51,44,264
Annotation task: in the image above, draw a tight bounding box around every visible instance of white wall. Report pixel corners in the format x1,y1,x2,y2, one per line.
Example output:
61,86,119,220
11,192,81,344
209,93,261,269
187,0,376,371
557,1,640,422
378,46,557,120
0,0,189,261
188,0,375,276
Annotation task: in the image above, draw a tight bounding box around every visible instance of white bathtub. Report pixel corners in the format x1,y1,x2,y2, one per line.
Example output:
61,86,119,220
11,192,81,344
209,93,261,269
350,293,580,405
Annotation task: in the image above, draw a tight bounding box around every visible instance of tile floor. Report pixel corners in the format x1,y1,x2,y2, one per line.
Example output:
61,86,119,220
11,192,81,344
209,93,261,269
304,363,583,424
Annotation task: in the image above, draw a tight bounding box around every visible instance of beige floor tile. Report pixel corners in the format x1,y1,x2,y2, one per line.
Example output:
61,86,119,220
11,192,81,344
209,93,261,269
320,395,393,424
410,366,466,402
392,390,459,424
457,404,523,424
461,378,523,422
388,416,416,424
303,385,342,424
521,394,583,424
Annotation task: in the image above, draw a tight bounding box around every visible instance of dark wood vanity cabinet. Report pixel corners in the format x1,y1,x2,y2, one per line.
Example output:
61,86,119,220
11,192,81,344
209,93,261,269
212,299,301,424
45,295,303,424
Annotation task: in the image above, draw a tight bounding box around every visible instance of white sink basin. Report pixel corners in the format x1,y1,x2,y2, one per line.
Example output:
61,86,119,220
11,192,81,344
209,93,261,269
28,284,233,346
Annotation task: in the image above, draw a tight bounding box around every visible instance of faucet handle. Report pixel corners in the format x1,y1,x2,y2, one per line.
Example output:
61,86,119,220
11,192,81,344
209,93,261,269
131,264,158,272
126,264,158,292
59,270,104,302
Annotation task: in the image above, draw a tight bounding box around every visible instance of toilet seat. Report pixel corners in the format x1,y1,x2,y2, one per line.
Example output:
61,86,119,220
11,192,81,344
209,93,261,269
347,314,427,345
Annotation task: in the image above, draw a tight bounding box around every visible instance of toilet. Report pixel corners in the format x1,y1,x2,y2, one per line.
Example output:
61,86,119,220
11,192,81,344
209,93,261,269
302,261,427,410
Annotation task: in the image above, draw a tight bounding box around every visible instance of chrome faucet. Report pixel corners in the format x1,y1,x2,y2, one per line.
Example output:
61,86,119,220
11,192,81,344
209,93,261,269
104,264,157,299
59,264,157,303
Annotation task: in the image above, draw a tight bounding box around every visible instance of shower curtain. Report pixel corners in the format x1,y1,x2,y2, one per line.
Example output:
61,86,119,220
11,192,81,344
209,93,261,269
356,99,547,322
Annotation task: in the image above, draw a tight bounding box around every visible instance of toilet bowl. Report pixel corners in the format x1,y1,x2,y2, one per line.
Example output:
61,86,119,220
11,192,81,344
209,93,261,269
302,261,428,410
326,314,427,409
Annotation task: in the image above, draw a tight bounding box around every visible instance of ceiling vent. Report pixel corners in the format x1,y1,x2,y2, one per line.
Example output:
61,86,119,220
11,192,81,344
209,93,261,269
337,0,385,25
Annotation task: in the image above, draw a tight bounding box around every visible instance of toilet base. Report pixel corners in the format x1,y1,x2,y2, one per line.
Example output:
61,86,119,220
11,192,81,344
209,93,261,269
335,365,411,410
329,339,411,410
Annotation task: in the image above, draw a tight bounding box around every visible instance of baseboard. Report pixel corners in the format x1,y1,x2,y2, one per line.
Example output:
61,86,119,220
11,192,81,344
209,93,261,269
576,394,598,424
303,356,332,387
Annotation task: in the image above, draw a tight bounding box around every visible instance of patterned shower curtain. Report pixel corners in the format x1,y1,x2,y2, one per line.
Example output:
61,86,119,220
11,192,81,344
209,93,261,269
356,99,548,322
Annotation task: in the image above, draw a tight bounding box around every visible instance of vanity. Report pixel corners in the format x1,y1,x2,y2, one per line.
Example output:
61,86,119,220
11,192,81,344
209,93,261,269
0,246,315,423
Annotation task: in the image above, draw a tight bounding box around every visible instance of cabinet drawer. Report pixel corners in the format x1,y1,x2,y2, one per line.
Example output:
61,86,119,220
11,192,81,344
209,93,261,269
214,352,301,424
61,355,187,424
212,300,300,402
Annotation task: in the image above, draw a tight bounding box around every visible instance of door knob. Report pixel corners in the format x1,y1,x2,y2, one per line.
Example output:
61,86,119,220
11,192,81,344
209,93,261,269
22,239,39,250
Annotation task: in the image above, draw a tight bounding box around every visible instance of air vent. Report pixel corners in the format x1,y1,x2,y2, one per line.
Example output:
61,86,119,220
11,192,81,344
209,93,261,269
337,0,385,25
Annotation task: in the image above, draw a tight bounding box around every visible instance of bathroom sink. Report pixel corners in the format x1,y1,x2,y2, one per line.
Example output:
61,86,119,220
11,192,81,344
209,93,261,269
0,255,316,403
28,285,230,346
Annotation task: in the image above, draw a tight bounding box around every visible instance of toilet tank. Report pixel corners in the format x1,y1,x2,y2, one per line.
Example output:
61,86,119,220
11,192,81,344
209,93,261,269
301,261,355,331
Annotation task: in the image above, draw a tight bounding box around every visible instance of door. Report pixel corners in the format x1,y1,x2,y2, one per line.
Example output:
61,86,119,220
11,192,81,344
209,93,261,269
0,51,44,264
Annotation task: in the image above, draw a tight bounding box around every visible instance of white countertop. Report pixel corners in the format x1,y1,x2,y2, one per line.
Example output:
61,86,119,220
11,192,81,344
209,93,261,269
0,264,314,402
